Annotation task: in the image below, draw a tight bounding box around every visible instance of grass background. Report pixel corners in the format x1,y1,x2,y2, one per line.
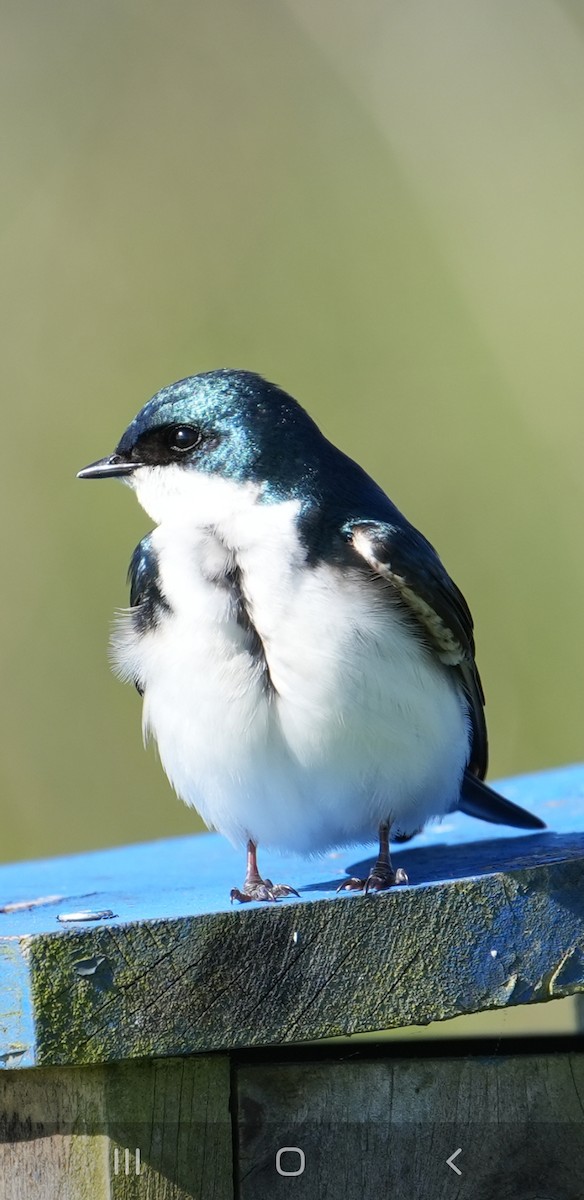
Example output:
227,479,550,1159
2,0,583,1035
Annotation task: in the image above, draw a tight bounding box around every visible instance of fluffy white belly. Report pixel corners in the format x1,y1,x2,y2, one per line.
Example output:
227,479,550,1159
113,519,470,853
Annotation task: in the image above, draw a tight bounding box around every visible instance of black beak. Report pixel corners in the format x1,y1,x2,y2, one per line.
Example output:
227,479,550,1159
77,454,141,480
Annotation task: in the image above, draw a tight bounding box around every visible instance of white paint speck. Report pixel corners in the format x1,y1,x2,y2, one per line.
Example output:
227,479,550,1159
58,909,117,923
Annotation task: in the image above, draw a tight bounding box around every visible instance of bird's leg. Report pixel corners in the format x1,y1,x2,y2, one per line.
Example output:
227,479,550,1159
337,821,409,894
230,840,300,903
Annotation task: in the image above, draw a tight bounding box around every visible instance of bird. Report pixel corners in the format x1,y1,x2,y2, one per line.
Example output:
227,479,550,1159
78,369,544,901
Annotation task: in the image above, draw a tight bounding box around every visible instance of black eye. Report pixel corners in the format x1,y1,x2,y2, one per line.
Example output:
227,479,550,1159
167,425,201,453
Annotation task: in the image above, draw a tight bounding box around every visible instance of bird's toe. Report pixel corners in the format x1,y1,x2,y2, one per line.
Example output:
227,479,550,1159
337,867,409,894
364,865,409,892
230,879,299,903
268,882,300,899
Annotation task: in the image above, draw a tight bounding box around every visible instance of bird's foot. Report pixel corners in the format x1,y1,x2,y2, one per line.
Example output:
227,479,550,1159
337,865,408,895
230,877,300,904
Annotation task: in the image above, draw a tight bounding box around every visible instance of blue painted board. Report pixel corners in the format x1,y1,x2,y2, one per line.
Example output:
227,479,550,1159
1,764,583,1070
0,763,582,936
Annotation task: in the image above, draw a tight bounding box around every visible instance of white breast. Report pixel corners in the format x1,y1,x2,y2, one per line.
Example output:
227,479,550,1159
112,471,471,853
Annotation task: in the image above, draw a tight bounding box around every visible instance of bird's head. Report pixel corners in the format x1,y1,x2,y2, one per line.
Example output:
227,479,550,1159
77,370,326,525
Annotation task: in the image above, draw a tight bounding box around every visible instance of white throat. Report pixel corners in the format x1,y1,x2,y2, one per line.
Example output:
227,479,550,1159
128,463,264,531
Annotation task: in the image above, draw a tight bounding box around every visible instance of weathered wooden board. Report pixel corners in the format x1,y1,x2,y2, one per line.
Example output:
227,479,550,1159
0,765,583,1069
0,1054,232,1200
236,1051,584,1199
2,1045,583,1200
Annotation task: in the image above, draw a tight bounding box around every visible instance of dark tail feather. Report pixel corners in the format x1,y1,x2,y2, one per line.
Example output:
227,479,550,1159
460,771,545,830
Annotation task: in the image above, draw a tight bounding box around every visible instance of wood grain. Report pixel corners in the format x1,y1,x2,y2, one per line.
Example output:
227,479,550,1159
25,853,584,1066
0,1055,232,1200
236,1052,584,1199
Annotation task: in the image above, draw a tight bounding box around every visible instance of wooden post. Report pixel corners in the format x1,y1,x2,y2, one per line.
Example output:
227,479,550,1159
1,764,583,1197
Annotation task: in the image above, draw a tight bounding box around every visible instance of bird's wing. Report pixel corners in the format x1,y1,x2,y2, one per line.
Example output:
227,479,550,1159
459,772,544,830
344,517,545,832
128,534,169,618
125,535,170,696
343,517,488,778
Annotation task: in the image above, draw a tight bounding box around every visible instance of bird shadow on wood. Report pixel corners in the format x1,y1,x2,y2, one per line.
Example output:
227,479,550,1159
299,831,584,892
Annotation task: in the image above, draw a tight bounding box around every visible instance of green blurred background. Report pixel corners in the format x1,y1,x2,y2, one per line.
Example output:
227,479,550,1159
2,2,583,871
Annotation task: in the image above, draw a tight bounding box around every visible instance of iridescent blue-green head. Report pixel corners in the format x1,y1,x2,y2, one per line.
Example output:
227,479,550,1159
77,370,334,522
78,368,392,531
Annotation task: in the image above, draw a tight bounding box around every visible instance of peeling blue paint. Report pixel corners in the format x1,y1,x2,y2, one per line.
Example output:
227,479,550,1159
0,940,35,1068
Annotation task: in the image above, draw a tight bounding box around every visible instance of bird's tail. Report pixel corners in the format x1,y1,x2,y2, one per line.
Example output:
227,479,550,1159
460,770,545,830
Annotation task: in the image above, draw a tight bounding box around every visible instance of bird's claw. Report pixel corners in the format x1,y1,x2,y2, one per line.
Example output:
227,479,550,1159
230,880,300,904
365,865,408,893
337,866,408,894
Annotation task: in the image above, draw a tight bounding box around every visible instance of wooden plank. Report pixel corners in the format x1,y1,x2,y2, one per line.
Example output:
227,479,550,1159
105,1056,232,1200
0,1063,109,1200
0,1055,232,1200
0,764,583,1067
235,1051,584,1199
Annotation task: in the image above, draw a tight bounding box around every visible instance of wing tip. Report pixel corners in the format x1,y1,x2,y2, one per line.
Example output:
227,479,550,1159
460,771,546,830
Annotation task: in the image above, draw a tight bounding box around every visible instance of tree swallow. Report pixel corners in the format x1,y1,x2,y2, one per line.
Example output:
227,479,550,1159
78,370,544,901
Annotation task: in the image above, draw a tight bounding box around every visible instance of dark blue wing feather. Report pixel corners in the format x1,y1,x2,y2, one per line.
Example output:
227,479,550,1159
127,534,170,632
344,516,487,777
126,535,170,696
344,516,545,830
